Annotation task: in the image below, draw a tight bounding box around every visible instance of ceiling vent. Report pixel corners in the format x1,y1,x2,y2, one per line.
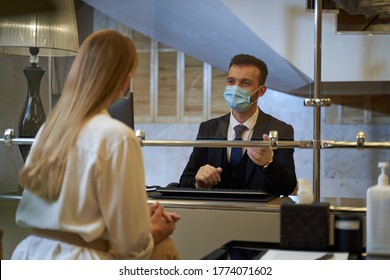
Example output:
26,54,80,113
332,0,390,15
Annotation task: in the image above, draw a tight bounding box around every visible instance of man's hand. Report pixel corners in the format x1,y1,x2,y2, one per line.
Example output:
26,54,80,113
247,134,274,167
194,164,223,188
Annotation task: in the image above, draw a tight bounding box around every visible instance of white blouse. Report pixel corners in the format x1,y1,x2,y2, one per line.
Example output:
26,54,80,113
12,110,153,260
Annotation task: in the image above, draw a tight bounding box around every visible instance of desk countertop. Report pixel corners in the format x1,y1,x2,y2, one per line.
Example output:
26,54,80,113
1,189,366,213
148,194,366,213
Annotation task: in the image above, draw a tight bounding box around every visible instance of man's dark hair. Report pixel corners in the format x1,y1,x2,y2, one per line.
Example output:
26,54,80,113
229,54,268,85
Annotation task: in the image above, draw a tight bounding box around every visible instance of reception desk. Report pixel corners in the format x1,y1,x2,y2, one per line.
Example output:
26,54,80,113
1,192,365,260
147,195,366,260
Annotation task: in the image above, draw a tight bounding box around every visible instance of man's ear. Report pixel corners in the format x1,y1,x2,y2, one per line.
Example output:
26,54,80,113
257,85,267,97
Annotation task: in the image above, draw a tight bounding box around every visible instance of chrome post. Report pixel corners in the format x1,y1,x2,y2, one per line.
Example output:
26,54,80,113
313,0,323,202
303,98,331,107
357,131,365,149
135,129,145,146
269,130,278,150
4,128,15,146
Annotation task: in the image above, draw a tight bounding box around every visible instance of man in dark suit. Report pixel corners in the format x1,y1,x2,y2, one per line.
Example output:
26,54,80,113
179,54,297,196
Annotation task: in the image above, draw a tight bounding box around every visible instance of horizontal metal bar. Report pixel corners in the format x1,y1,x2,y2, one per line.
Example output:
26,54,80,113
140,140,310,149
0,138,35,145
0,194,22,202
2,137,390,149
0,189,23,202
321,141,390,149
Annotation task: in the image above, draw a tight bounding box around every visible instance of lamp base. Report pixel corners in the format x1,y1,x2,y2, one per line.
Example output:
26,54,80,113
18,62,46,162
19,145,31,163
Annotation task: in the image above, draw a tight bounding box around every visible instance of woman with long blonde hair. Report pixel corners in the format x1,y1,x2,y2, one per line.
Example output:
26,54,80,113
12,29,180,260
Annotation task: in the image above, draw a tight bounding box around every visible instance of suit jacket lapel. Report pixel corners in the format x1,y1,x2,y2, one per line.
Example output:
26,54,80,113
210,113,230,167
245,109,270,185
252,109,271,140
215,113,230,139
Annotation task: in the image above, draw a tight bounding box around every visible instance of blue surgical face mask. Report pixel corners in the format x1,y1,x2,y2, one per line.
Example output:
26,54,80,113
223,85,261,112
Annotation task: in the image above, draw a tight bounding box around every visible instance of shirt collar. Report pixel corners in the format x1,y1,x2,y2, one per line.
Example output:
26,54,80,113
229,107,259,131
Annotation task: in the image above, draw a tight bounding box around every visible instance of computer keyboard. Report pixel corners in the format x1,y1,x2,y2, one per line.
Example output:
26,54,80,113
149,186,278,202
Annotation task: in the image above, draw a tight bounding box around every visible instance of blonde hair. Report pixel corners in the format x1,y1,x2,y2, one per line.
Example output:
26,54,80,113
19,29,139,201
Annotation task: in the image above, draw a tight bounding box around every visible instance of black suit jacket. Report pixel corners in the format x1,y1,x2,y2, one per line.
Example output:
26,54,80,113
179,108,297,195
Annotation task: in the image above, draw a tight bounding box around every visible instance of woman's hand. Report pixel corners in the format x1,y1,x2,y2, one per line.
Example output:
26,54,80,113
149,202,180,243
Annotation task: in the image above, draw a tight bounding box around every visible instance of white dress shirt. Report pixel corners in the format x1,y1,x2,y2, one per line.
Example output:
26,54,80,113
227,107,259,160
12,110,153,260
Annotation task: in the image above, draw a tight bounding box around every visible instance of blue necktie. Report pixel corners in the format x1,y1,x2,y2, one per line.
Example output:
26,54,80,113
230,124,247,168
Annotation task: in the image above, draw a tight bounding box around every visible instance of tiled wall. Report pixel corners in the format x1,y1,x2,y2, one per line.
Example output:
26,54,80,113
137,89,390,199
1,56,390,199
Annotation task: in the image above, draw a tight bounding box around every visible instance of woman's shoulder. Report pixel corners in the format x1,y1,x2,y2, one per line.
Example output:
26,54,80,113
90,112,133,135
78,112,138,153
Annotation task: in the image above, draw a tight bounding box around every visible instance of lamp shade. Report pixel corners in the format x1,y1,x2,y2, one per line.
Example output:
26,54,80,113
0,0,79,57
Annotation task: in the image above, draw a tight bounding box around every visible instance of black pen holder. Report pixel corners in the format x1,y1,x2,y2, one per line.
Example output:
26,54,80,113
280,202,330,251
334,213,363,254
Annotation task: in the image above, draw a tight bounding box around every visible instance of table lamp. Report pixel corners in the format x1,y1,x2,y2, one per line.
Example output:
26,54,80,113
0,0,79,161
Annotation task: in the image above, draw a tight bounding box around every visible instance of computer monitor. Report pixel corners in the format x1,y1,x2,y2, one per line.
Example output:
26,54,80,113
108,92,134,130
